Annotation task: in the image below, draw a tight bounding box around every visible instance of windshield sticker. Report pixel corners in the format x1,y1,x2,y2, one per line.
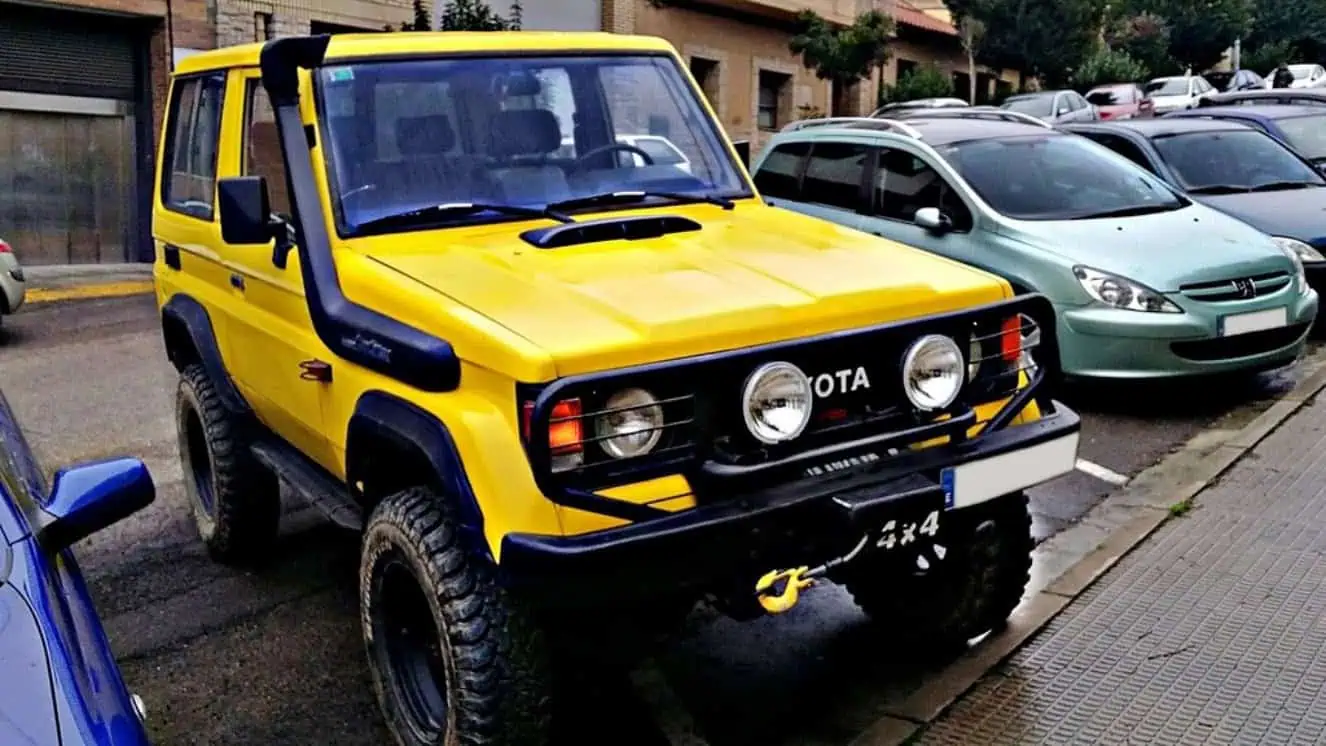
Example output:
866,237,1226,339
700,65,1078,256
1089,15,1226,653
326,67,355,83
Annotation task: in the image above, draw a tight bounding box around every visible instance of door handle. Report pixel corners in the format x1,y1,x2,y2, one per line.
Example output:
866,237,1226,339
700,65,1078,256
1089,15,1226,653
229,273,245,291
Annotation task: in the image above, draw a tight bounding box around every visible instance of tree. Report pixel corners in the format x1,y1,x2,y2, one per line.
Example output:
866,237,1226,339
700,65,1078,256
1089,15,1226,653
1246,0,1326,67
1106,11,1176,79
1072,47,1148,89
440,0,522,31
1118,0,1253,72
956,17,985,104
789,10,895,88
887,63,956,103
945,0,1108,88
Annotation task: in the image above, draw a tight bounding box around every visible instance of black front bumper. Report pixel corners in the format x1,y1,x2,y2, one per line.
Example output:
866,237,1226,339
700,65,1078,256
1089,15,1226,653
500,400,1080,608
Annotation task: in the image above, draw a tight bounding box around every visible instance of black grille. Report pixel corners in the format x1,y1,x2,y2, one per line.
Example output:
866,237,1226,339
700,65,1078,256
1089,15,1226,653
1170,323,1309,361
1179,272,1291,303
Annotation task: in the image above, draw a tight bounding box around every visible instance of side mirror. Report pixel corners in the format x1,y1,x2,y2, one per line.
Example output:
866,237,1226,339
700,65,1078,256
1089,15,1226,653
37,457,155,553
914,206,953,234
217,176,295,268
732,139,751,168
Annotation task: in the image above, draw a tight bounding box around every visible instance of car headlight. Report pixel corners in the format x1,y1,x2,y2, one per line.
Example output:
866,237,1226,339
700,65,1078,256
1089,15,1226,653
1073,265,1182,313
742,362,812,444
1272,236,1323,262
902,334,964,411
595,388,664,459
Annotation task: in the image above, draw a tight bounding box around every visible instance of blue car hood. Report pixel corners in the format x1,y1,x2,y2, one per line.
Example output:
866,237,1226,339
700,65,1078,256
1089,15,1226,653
0,581,60,745
1193,188,1326,249
994,203,1295,291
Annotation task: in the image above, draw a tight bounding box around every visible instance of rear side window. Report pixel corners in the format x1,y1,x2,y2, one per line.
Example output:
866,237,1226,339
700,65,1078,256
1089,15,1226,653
753,141,809,199
801,142,868,210
1082,133,1156,174
161,73,226,220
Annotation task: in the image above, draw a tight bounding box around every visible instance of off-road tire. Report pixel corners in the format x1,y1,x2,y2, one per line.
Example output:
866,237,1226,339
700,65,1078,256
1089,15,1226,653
361,487,552,746
176,363,280,565
840,491,1033,654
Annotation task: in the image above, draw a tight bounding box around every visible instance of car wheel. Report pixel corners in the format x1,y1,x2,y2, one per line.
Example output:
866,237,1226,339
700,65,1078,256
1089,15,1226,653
361,487,553,746
837,491,1032,655
175,363,280,564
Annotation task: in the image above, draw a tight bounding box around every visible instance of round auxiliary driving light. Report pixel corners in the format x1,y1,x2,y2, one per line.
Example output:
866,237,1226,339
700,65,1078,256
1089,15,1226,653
742,362,813,444
902,334,964,411
595,388,665,459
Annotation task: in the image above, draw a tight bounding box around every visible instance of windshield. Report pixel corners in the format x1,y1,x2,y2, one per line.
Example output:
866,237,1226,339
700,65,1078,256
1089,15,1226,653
315,54,749,234
1152,129,1326,190
1145,78,1190,96
1087,87,1136,106
1001,96,1054,117
1275,114,1326,161
939,134,1186,220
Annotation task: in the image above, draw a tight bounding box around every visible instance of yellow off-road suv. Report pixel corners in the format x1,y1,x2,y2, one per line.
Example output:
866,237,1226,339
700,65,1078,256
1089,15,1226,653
153,31,1081,745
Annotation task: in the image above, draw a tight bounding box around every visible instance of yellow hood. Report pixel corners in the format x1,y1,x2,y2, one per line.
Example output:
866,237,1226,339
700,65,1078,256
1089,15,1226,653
355,204,1010,378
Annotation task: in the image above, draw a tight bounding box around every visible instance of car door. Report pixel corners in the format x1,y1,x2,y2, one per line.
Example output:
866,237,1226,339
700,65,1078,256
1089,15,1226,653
214,70,337,470
857,145,982,267
754,139,868,231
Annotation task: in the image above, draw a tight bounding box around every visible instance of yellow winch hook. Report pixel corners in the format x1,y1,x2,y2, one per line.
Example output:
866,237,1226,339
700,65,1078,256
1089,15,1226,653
755,566,815,614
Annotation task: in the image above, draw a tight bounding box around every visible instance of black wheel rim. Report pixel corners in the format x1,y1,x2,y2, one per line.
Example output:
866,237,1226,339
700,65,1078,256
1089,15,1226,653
183,406,215,516
374,555,450,742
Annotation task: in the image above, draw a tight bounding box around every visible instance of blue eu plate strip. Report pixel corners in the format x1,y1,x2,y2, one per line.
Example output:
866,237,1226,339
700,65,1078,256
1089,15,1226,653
941,467,955,509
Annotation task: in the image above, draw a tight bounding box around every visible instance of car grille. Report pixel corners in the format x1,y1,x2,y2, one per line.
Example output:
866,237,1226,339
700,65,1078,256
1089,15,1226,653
1179,272,1292,303
1169,322,1309,361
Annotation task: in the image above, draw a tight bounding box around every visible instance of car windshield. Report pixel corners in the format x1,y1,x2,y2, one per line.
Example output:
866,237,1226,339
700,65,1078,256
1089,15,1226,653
1145,78,1190,96
1087,87,1135,105
1274,114,1326,161
938,134,1186,220
315,54,749,234
1152,129,1326,191
1001,96,1054,117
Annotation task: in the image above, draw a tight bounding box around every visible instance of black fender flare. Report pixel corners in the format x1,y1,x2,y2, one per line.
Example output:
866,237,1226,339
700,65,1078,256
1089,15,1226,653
346,391,490,561
160,295,252,417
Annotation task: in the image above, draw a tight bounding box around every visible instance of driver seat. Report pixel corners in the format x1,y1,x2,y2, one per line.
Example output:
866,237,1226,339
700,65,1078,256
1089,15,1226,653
485,109,572,203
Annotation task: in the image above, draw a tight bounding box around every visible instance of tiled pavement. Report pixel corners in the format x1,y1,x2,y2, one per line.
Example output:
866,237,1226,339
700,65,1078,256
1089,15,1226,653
915,392,1326,745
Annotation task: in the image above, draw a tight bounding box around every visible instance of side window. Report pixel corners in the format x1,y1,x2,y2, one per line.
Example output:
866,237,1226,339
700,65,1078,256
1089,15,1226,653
752,141,809,200
161,73,226,219
1086,134,1156,174
801,142,868,211
872,147,972,231
243,80,292,218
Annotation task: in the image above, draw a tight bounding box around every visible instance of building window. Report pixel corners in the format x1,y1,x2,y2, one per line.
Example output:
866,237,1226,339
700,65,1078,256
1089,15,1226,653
690,57,720,107
254,12,273,41
757,70,790,130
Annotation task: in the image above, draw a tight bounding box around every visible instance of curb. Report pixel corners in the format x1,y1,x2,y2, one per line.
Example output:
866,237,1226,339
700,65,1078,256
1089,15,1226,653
26,280,155,305
851,347,1326,745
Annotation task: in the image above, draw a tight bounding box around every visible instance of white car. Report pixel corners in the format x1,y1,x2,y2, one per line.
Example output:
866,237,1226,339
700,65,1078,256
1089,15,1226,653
1284,64,1326,89
1143,75,1216,113
554,134,693,174
0,237,25,325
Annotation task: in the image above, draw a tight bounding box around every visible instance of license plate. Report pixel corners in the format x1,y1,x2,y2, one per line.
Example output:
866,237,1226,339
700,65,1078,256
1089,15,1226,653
940,432,1080,510
873,509,941,551
1219,307,1287,337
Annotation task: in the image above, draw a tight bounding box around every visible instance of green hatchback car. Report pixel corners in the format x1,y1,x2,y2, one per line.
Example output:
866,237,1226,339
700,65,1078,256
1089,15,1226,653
751,113,1320,379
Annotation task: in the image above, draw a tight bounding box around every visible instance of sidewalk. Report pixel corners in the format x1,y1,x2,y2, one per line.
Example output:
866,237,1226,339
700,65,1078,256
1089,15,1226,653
22,262,153,304
915,389,1326,744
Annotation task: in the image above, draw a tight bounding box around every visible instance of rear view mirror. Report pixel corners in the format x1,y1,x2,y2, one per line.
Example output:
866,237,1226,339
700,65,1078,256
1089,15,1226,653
38,457,155,553
732,139,751,167
218,176,276,245
914,207,953,234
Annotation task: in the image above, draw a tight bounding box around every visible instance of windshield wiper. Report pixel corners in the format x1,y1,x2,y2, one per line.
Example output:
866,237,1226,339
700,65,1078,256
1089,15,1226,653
355,202,573,233
1248,180,1323,192
1072,203,1178,219
545,190,734,214
1188,184,1252,195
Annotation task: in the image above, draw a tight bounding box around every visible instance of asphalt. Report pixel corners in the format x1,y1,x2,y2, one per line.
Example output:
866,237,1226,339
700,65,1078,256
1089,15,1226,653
0,294,1317,745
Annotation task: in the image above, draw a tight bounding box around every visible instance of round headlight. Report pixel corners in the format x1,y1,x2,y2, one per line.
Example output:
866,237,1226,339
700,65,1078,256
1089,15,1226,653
742,362,813,444
595,388,664,459
902,334,964,411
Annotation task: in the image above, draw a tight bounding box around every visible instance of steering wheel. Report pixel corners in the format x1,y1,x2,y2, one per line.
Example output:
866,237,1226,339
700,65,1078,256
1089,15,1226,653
569,142,655,172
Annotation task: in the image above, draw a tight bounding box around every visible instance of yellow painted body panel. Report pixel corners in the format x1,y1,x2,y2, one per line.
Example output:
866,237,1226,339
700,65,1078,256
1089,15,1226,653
153,33,1039,563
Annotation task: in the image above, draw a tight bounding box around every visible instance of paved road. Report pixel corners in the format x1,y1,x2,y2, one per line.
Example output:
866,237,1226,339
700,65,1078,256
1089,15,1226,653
0,295,1313,745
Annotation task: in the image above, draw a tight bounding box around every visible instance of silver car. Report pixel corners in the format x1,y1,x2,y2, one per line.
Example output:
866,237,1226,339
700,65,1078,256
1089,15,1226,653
0,237,26,325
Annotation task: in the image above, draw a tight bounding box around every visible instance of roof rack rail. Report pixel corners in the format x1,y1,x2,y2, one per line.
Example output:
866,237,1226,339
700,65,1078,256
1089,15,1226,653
780,116,923,138
899,108,1053,128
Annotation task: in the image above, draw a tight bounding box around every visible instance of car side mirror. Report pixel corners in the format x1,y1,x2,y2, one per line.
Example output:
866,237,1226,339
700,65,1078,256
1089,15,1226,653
37,457,155,553
914,207,953,234
217,176,295,268
732,139,751,168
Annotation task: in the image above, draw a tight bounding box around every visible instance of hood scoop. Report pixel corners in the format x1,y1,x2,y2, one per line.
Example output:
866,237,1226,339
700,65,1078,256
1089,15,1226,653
521,214,702,249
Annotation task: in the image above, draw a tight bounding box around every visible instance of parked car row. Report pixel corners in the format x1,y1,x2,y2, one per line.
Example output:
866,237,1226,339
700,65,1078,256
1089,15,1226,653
751,97,1326,380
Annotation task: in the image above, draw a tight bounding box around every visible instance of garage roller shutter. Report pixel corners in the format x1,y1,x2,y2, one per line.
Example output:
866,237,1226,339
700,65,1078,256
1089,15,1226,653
0,4,138,100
